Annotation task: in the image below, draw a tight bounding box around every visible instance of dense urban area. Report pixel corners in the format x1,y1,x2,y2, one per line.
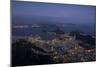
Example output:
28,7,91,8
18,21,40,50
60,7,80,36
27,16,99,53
12,27,96,66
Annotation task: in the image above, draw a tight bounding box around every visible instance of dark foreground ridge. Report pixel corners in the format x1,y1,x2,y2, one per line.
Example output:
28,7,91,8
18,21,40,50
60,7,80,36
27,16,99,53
12,39,55,66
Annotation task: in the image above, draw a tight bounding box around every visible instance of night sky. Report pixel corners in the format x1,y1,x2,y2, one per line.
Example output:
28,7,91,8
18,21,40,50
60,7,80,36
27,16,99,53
12,1,96,24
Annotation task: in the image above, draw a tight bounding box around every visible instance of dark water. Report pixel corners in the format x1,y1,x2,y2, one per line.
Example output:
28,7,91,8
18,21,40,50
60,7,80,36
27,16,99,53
12,23,95,38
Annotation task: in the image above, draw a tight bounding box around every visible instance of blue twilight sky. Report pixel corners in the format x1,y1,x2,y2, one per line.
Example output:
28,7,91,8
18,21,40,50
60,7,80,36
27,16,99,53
12,1,96,24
